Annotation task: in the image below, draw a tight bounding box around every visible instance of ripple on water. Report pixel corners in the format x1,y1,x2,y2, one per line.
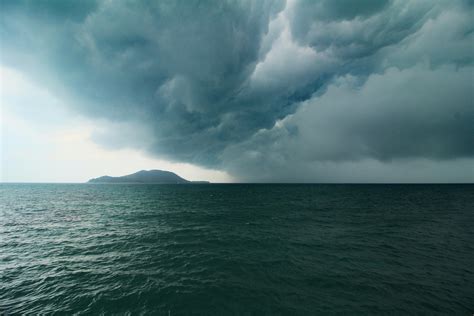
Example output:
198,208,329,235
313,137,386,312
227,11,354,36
1,183,473,314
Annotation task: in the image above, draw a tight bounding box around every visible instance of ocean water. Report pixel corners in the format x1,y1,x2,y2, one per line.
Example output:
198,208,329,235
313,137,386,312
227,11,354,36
1,184,473,315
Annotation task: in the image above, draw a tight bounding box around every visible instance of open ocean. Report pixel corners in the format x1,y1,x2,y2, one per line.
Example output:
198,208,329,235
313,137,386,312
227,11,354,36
1,183,473,314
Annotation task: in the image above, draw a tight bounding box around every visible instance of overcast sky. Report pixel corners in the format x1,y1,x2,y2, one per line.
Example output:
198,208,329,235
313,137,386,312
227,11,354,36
1,0,473,183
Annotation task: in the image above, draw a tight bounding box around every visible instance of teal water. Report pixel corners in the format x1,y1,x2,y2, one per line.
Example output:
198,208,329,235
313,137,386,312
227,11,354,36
1,184,473,314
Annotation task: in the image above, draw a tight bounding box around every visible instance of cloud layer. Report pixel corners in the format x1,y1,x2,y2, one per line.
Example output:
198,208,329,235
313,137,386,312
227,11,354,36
1,0,473,181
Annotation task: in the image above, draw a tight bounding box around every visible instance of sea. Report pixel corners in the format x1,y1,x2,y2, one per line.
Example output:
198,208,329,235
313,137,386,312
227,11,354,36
1,183,473,315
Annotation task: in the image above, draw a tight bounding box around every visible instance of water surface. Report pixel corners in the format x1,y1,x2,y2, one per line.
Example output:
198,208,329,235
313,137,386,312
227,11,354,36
1,184,473,314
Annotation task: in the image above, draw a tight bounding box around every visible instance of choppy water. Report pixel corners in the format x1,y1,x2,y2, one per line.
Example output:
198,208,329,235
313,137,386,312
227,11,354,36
1,184,473,314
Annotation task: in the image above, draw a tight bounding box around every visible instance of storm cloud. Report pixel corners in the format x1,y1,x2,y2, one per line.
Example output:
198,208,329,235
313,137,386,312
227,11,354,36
1,0,473,182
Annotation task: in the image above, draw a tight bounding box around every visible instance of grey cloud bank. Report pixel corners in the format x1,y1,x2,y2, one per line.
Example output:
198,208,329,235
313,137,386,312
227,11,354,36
1,0,473,182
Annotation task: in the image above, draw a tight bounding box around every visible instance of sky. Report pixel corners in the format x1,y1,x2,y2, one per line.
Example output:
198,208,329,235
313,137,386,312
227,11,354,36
1,0,473,183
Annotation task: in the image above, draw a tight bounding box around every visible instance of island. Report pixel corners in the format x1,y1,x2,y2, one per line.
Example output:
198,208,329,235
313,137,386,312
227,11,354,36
87,170,209,184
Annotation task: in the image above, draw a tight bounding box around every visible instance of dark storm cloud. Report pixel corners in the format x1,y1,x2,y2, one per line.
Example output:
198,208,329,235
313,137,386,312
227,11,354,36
1,0,473,181
222,64,474,182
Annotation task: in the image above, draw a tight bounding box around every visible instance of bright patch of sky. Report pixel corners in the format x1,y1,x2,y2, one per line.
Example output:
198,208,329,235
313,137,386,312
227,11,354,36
0,66,232,183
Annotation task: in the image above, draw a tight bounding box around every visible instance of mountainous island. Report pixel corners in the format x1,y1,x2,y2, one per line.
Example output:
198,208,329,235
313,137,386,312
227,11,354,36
87,170,209,184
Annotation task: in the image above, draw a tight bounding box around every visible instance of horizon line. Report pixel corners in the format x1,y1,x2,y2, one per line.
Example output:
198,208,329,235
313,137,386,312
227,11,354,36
1,182,473,185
